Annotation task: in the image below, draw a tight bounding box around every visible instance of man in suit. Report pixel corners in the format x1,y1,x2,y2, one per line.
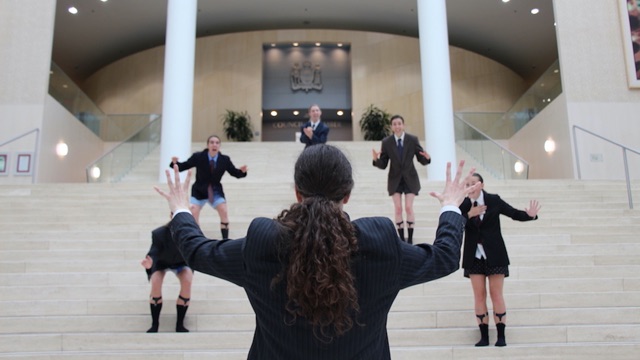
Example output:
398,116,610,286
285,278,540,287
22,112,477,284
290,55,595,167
299,104,329,148
459,173,540,347
141,217,193,333
170,135,247,239
372,115,431,244
154,144,481,360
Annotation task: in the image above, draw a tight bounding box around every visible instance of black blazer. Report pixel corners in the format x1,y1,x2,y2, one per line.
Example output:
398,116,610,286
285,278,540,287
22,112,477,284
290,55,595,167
372,133,430,195
299,121,329,147
145,224,187,280
169,210,464,359
459,191,538,269
170,150,247,200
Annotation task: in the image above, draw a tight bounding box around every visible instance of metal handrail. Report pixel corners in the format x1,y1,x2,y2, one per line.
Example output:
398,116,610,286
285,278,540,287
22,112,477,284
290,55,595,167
85,116,161,182
0,128,40,183
454,114,529,179
572,125,639,209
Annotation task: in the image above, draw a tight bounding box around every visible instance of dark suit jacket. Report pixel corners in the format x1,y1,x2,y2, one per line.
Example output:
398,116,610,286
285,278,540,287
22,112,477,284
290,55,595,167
170,150,247,200
145,224,187,280
299,121,329,147
169,210,464,359
459,191,538,269
372,133,430,195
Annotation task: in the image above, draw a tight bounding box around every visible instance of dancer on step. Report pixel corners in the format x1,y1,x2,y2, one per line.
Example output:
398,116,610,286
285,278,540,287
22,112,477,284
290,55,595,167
299,104,329,148
155,144,480,359
459,173,541,347
171,135,247,239
372,115,430,244
141,216,193,332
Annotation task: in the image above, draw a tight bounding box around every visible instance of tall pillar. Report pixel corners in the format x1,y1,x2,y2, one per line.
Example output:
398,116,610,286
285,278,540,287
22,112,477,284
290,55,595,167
417,0,456,180
158,0,197,182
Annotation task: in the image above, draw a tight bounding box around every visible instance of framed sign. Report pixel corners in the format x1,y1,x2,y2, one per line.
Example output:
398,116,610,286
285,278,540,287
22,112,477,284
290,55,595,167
0,153,7,175
619,0,640,87
15,152,33,176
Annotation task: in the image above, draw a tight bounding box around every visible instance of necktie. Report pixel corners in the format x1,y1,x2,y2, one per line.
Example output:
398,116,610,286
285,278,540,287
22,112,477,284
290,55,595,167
312,123,317,131
473,201,481,226
208,159,215,204
397,138,403,155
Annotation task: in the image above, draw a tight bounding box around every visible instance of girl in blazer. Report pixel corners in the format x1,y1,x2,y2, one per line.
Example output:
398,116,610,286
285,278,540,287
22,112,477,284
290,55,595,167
372,115,430,244
459,173,541,347
170,135,247,239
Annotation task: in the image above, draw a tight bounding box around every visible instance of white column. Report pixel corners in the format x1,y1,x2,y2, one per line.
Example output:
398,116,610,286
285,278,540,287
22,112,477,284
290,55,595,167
417,0,456,180
158,0,198,182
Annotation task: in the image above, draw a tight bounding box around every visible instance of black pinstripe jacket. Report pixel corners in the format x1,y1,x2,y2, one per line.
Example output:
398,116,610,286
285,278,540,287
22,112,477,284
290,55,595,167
169,210,464,359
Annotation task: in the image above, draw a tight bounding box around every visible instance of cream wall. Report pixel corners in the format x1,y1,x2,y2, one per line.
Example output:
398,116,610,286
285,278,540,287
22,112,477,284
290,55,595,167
39,95,105,183
502,0,640,180
83,29,525,143
0,0,56,184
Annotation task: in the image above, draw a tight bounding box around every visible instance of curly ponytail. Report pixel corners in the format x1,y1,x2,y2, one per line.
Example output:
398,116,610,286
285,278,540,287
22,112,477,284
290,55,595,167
274,145,359,341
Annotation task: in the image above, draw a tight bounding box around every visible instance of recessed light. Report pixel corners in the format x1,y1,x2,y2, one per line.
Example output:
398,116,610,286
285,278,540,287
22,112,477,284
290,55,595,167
292,42,299,47
315,42,321,46
270,110,278,116
531,8,540,15
502,0,510,3
68,6,78,14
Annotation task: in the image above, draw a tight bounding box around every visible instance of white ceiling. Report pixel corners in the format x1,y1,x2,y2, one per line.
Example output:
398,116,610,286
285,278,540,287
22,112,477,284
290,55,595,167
52,0,557,84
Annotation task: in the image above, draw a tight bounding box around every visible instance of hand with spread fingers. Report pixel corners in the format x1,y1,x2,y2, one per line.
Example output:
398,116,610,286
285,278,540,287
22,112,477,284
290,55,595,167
154,165,193,215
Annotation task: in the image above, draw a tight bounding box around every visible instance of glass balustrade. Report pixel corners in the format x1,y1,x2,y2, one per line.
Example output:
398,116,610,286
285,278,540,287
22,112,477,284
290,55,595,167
86,116,162,183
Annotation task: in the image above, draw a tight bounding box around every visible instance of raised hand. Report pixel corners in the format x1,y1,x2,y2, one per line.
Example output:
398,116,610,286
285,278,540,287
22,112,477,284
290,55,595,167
372,148,381,160
429,160,480,208
154,165,192,214
141,255,153,269
525,199,541,218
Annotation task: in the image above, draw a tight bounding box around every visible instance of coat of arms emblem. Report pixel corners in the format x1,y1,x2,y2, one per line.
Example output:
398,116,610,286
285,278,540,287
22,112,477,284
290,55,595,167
291,61,323,92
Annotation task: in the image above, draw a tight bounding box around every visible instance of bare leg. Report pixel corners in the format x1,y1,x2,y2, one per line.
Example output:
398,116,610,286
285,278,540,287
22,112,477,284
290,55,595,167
470,274,489,346
489,274,507,346
404,193,416,243
175,268,193,332
190,204,203,224
147,271,166,332
215,202,229,239
392,193,404,240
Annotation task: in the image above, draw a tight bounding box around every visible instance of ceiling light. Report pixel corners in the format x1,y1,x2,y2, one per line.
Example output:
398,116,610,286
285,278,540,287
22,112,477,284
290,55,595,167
293,110,299,115
337,43,343,47
68,7,78,14
531,8,540,15
315,42,321,46
502,0,510,3
337,110,344,116
270,110,278,116
292,42,299,47
101,0,108,2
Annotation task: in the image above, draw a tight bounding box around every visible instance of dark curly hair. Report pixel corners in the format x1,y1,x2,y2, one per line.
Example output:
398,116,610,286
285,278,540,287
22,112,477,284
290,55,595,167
273,144,359,342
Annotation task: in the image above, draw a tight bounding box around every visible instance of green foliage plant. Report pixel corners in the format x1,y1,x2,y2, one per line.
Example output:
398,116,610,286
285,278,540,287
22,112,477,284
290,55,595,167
222,110,254,142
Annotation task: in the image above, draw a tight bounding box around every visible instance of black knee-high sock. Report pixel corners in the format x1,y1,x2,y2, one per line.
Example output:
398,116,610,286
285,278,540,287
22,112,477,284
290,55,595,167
221,222,229,239
495,323,507,347
396,222,405,241
475,313,489,346
176,304,190,332
407,228,414,244
147,301,162,333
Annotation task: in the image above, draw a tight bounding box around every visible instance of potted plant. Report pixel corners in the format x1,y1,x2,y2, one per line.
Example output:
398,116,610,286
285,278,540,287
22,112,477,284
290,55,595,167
221,110,254,142
359,104,391,141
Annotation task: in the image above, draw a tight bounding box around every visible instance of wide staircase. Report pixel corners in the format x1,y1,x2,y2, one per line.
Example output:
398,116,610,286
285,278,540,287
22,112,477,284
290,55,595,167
1,141,639,359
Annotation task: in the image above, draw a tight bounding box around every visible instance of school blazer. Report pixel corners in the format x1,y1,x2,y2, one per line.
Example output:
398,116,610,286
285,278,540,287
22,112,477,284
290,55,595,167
372,133,430,195
145,224,187,280
299,121,329,147
459,191,538,268
168,210,464,360
170,150,246,200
